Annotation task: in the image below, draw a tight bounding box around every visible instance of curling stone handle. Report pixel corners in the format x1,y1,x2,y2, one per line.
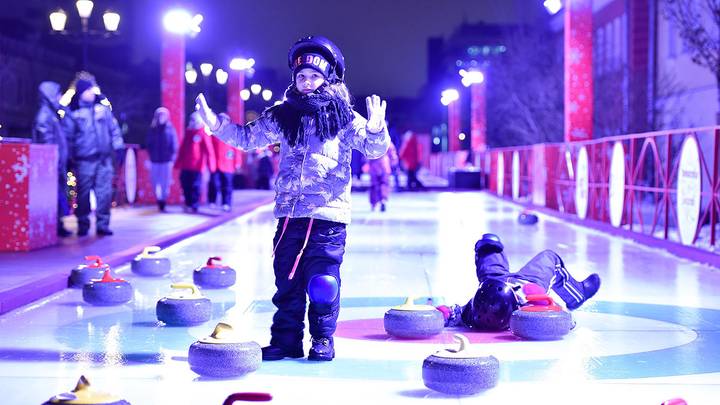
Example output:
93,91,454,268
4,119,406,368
141,246,161,257
223,392,273,404
403,296,416,306
452,333,470,353
170,283,200,296
525,294,556,307
210,322,235,339
206,256,222,266
84,255,103,265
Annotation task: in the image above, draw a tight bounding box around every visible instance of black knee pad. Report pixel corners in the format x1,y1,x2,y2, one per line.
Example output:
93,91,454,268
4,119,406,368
307,275,339,305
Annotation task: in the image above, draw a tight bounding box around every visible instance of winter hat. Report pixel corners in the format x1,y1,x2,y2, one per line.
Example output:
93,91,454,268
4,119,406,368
75,78,94,96
291,53,331,79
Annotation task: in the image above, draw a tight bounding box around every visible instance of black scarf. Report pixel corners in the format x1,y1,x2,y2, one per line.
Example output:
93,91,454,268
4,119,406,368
268,85,354,147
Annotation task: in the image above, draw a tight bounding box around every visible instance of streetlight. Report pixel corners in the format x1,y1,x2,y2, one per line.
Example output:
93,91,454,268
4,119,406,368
441,88,461,152
240,89,251,101
200,63,213,77
163,9,202,36
215,69,228,85
250,84,262,95
48,1,121,69
230,58,255,71
459,69,484,87
261,89,273,101
543,0,563,15
440,89,459,106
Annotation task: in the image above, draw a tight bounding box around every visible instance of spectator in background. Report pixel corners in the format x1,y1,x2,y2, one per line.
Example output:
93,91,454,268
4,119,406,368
399,130,425,191
66,72,124,236
208,125,242,211
367,141,397,211
32,81,72,237
256,147,275,190
146,107,178,212
175,111,216,213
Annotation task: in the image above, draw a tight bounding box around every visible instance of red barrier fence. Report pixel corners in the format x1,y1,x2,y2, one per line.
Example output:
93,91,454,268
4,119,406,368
430,127,720,252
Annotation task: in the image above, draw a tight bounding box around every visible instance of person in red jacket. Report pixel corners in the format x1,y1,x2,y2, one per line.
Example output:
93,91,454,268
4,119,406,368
398,130,425,190
175,111,216,213
208,132,243,211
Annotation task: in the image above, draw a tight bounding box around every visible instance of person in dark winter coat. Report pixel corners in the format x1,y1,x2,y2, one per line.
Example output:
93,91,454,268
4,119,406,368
195,36,390,362
66,73,124,237
256,147,275,190
208,132,242,211
146,107,178,211
399,130,425,190
175,111,216,213
437,233,601,331
32,81,72,237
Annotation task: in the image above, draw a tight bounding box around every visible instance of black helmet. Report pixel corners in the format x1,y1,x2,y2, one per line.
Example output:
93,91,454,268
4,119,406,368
288,35,345,83
468,278,519,330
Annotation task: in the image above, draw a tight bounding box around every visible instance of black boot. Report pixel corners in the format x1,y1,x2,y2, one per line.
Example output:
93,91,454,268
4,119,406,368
158,200,166,212
308,337,334,361
554,271,601,310
261,344,304,361
474,233,504,255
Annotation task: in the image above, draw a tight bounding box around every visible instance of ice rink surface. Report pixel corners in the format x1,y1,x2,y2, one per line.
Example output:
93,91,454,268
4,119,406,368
1,191,718,405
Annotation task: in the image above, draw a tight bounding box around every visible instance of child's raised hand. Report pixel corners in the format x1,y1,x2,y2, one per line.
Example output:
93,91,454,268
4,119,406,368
365,94,387,133
195,93,219,131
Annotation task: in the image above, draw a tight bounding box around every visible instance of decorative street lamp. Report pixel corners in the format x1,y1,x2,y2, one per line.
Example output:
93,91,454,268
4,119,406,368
228,57,255,125
459,69,487,152
441,89,461,152
48,1,121,69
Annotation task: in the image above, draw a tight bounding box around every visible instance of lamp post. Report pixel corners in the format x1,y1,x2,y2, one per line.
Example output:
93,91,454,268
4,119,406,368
161,8,202,145
441,89,461,152
228,57,255,125
48,1,120,70
460,69,486,152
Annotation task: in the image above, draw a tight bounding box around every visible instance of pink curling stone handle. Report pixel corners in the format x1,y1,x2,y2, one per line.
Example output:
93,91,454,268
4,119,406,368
520,294,562,312
84,255,105,268
222,392,273,403
661,399,687,405
205,256,225,268
98,269,125,283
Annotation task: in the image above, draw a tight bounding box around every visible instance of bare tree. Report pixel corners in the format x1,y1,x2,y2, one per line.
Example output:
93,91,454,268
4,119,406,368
663,0,720,123
487,27,564,146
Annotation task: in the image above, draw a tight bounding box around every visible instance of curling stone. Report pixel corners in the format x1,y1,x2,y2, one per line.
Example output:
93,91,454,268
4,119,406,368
383,297,445,339
42,375,130,404
82,270,133,306
156,283,212,326
188,322,262,378
509,294,573,340
518,210,539,225
193,256,236,289
130,246,171,277
69,256,109,288
422,334,499,395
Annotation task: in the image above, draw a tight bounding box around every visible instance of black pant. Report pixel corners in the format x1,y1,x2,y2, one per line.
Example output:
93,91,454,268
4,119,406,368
407,168,424,190
57,167,69,230
179,170,201,209
270,217,347,349
208,171,234,205
75,157,114,231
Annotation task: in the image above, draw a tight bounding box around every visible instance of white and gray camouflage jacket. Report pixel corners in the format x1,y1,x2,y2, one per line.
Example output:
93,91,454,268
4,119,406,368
212,110,390,224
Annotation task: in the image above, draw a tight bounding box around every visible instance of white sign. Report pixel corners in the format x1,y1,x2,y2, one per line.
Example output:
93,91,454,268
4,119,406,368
512,151,520,200
575,146,589,219
497,153,504,196
676,137,701,245
609,141,625,227
125,148,137,204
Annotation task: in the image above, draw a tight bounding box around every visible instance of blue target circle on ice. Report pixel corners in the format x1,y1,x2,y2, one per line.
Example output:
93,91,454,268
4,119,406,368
251,298,720,381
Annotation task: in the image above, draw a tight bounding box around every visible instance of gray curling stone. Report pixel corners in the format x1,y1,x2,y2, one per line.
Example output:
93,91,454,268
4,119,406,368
384,297,445,339
82,270,133,306
42,375,131,405
509,295,573,340
518,211,539,225
422,334,499,395
156,283,212,326
188,322,262,378
131,246,171,277
69,255,109,288
193,256,236,289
